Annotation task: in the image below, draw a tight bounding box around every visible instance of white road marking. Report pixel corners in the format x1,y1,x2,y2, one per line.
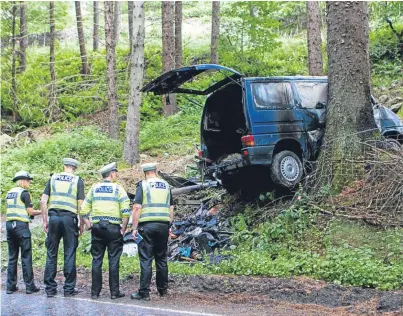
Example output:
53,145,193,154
60,296,222,316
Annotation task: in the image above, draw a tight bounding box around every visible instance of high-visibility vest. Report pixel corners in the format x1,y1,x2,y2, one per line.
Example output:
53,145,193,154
6,187,31,223
84,182,130,224
139,177,170,223
48,172,79,214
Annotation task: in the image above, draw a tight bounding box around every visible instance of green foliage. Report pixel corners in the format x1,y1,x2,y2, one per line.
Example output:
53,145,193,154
139,112,201,156
370,22,403,62
27,1,71,33
1,126,122,211
220,2,281,76
225,209,403,290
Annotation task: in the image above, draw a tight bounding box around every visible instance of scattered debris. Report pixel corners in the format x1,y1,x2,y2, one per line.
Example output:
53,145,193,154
168,202,232,263
123,171,232,262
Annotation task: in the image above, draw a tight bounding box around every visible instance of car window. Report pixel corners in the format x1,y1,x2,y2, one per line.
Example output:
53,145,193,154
251,82,293,109
295,82,328,109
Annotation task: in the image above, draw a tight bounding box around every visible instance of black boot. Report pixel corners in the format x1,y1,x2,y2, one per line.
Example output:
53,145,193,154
6,286,19,294
131,292,150,301
26,286,40,294
64,288,79,297
111,292,125,299
158,289,168,297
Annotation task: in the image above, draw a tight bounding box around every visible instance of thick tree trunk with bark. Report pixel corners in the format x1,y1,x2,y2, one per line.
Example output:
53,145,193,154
175,1,182,67
75,1,90,75
49,1,59,121
19,1,27,73
162,1,177,116
128,1,133,54
93,1,99,51
306,1,323,76
320,1,377,190
11,3,18,121
104,1,119,139
113,1,121,46
211,1,220,64
123,1,145,165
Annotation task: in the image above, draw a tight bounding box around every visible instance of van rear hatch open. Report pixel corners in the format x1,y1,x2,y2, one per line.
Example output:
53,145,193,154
141,64,248,165
141,64,242,95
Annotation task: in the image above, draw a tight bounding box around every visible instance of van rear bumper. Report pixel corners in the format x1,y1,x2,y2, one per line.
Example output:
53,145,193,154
243,146,274,165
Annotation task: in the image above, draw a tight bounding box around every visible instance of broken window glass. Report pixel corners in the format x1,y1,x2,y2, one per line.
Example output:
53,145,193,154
251,82,293,109
295,82,328,109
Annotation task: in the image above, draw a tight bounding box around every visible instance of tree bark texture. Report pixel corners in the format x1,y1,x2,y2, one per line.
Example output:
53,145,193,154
211,1,220,64
320,1,377,190
123,1,145,165
75,1,90,75
113,1,121,46
128,1,133,54
19,1,27,73
175,1,182,67
93,1,99,51
306,1,323,76
162,1,177,116
11,3,18,121
104,1,119,139
49,1,59,121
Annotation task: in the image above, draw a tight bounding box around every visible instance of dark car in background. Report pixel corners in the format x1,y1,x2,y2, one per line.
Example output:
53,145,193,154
142,64,403,190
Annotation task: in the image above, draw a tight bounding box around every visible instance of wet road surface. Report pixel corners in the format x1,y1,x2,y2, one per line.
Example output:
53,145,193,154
1,291,221,316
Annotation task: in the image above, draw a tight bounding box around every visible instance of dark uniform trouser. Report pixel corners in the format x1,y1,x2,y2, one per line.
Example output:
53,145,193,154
91,221,123,296
44,211,79,295
138,222,169,296
6,221,36,291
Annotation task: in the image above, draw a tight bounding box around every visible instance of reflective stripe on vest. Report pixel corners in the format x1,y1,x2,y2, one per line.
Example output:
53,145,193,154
139,178,170,223
48,172,79,213
5,187,30,223
90,182,122,224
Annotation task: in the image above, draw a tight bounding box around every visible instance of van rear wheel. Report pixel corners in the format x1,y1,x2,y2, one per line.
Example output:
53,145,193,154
271,150,302,188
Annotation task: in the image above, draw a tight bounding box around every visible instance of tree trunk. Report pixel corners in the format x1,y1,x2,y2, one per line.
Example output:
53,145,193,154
320,1,377,190
306,1,323,76
11,3,18,122
93,1,99,51
49,1,59,121
113,1,121,46
123,1,145,165
104,1,119,139
75,1,90,75
175,1,182,67
210,1,220,64
162,1,177,116
128,1,133,54
19,1,27,73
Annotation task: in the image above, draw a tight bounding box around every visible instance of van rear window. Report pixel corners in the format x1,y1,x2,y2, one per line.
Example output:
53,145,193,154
295,82,328,109
251,82,293,109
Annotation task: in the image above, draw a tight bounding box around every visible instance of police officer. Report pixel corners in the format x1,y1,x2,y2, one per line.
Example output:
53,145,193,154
5,171,41,294
81,162,130,300
131,163,174,301
41,158,85,297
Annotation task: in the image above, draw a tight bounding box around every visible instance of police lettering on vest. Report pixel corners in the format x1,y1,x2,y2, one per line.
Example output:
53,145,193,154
139,178,171,223
81,182,131,224
48,172,79,214
6,187,31,223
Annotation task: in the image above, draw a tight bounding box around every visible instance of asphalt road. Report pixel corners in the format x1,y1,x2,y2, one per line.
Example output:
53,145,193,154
1,291,221,316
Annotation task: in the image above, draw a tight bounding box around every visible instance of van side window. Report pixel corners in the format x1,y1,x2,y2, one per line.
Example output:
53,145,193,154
295,82,328,109
251,82,293,109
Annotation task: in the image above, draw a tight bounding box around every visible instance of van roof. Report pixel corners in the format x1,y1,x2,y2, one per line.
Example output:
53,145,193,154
244,76,328,81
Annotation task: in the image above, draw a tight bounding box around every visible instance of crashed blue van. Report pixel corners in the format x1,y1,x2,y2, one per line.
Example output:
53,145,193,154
142,64,403,189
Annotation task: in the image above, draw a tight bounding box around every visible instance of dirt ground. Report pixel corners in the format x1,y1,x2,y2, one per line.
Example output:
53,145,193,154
1,266,402,315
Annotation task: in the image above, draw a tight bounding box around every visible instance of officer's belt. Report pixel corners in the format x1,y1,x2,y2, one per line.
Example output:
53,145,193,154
48,209,77,217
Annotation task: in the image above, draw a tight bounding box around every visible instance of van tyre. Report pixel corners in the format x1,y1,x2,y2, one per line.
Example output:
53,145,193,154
271,150,302,188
